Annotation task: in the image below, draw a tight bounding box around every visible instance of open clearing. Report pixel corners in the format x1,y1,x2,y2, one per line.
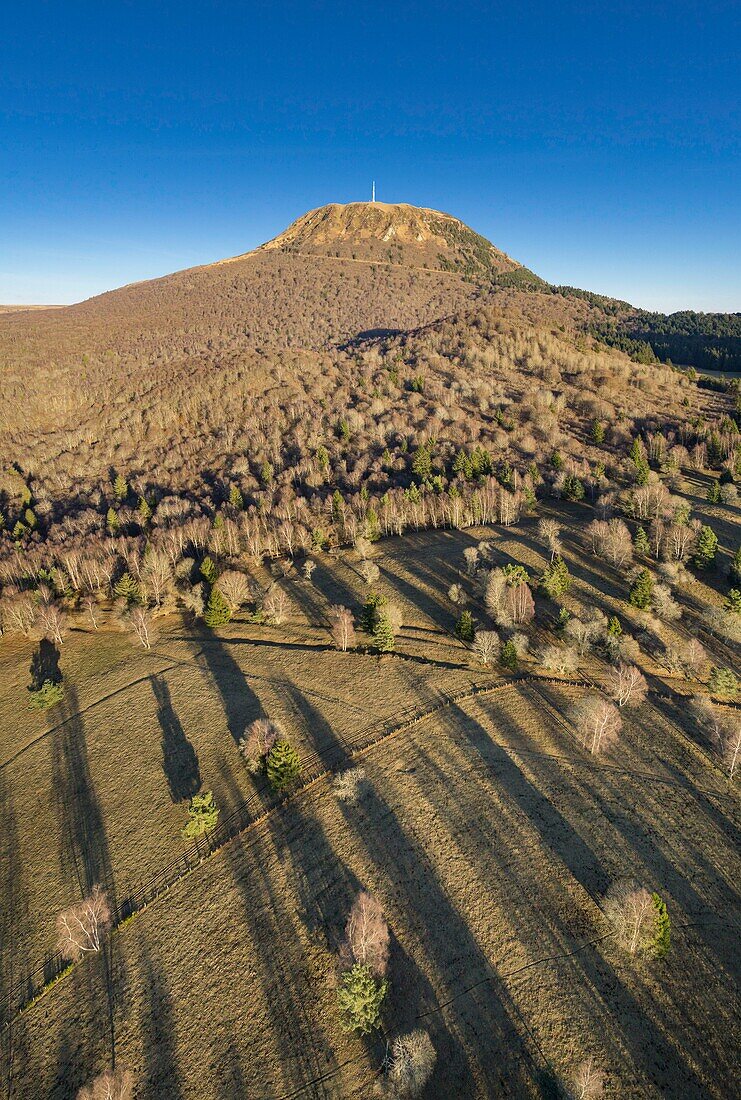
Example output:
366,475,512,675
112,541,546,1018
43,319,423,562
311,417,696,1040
1,523,739,1099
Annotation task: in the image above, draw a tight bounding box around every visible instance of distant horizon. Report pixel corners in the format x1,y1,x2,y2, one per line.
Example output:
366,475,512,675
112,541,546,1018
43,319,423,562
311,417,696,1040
3,1,739,313
2,192,740,316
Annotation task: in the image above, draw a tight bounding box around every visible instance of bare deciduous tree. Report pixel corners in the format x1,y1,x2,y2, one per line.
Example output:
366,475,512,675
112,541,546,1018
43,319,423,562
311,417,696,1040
603,880,654,955
605,663,648,708
447,583,465,606
140,550,174,608
36,601,68,646
564,617,599,657
218,569,252,611
332,766,366,803
568,695,622,755
77,1067,134,1100
81,594,101,631
122,605,157,649
507,581,535,625
262,586,290,624
343,891,389,977
57,885,111,961
680,637,708,680
359,559,380,585
690,697,740,779
463,546,479,575
571,1057,604,1099
355,537,373,560
538,518,562,562
541,644,579,676
473,630,500,666
588,518,633,568
239,717,282,773
329,605,356,651
381,1029,437,1098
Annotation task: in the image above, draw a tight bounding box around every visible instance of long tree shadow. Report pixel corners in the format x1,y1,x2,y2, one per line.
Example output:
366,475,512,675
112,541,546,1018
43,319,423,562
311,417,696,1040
458,694,730,1093
0,769,31,1094
151,675,201,802
339,778,550,1097
282,684,351,774
50,687,114,903
29,638,62,690
225,820,345,1096
187,621,263,744
139,946,184,1100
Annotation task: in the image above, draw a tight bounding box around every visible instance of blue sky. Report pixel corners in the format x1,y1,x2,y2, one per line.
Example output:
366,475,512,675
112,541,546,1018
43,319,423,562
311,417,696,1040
2,0,739,310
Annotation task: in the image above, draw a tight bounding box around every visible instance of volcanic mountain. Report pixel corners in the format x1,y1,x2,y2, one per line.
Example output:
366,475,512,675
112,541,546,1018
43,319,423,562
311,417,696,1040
0,203,544,375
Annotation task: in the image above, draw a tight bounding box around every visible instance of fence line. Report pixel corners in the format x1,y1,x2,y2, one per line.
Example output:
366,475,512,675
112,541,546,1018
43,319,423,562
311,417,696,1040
2,676,535,1025
0,667,687,1027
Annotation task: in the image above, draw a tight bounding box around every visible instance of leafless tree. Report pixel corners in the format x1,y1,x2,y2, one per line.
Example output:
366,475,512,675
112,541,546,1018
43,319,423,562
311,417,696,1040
77,1067,134,1100
218,569,252,611
343,891,389,977
382,1029,437,1098
263,586,290,624
571,1057,604,1099
302,559,316,581
605,663,648,708
36,601,68,646
679,638,708,680
57,885,111,962
355,536,373,560
564,617,599,657
588,518,633,568
122,605,157,649
473,630,500,667
447,583,466,606
239,717,282,772
332,766,366,803
603,880,655,955
690,697,740,779
652,583,681,623
81,594,101,631
140,550,174,607
538,518,562,561
463,546,479,575
541,644,579,676
507,581,535,625
2,592,37,637
359,559,380,585
329,605,356,651
568,695,622,755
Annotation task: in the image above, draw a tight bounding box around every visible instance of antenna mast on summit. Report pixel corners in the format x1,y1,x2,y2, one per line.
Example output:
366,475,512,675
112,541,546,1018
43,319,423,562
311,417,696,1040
371,180,375,202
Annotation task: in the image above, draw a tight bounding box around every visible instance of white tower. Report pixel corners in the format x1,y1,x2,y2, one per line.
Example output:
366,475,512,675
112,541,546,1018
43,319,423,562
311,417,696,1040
371,180,376,203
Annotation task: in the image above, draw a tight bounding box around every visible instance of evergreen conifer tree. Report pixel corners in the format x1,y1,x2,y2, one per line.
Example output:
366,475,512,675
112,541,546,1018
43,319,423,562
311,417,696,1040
651,893,670,958
204,586,231,628
337,964,388,1034
182,790,219,838
455,610,475,642
693,525,718,569
373,612,396,652
500,640,518,671
634,526,650,555
629,568,653,610
541,556,572,599
266,739,301,792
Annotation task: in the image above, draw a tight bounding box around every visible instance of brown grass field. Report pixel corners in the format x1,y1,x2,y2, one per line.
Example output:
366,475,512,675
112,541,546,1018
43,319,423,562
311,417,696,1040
1,523,739,1099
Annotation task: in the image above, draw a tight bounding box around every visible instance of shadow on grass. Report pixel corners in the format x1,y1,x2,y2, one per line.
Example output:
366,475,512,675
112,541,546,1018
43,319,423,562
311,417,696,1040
139,946,184,1100
151,675,201,802
187,621,263,744
50,687,114,902
30,639,61,689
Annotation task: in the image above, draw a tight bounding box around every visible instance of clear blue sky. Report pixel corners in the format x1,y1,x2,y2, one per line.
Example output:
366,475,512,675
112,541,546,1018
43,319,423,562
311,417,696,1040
2,0,739,310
